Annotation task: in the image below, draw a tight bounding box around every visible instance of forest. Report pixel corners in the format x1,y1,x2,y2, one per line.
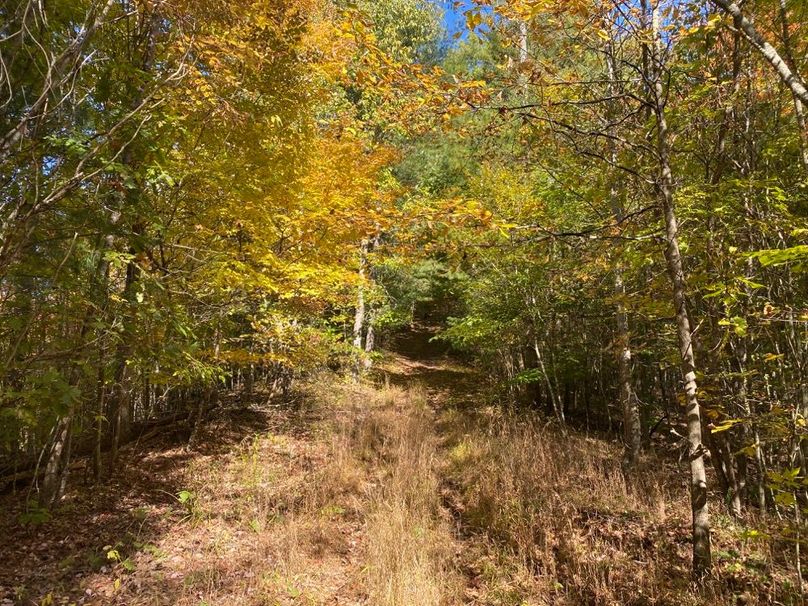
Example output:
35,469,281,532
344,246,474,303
0,0,807,604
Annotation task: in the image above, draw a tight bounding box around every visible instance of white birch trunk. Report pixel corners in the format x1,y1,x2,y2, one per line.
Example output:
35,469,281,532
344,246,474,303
651,0,711,576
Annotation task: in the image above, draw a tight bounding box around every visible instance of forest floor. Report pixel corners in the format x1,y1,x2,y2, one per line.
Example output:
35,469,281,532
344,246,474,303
0,329,802,605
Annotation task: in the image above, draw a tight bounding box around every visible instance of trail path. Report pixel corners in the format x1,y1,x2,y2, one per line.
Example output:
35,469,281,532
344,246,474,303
379,328,497,604
1,332,797,606
383,326,482,407
1,328,485,606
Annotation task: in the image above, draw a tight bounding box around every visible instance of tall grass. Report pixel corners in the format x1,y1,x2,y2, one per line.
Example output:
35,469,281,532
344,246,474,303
444,410,802,605
327,381,458,605
366,386,456,605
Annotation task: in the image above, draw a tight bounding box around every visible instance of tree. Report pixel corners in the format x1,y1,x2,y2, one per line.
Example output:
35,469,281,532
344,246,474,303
648,0,711,574
710,0,808,105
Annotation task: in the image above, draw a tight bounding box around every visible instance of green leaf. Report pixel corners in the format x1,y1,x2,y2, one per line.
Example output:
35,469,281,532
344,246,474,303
774,492,796,507
750,245,808,267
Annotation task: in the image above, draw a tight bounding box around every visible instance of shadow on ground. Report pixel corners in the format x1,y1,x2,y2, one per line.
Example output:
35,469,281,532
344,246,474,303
380,327,482,409
0,396,309,605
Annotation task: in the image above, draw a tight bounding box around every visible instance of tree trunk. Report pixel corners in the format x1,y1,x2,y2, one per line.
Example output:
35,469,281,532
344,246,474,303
605,32,641,469
107,3,162,473
109,257,138,471
364,313,375,370
188,382,217,450
518,20,528,64
533,337,563,424
353,239,368,350
40,417,72,508
244,363,254,398
776,0,808,172
93,351,107,483
352,239,369,377
650,0,711,576
710,0,808,105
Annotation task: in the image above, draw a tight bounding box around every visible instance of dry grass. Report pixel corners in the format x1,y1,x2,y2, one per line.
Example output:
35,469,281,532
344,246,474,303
89,375,460,605
318,379,460,606
441,408,804,606
11,356,801,606
66,376,375,605
361,385,458,606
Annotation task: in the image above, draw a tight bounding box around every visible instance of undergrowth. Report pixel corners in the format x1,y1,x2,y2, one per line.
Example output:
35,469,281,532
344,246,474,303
7,366,802,606
105,375,458,605
441,406,804,605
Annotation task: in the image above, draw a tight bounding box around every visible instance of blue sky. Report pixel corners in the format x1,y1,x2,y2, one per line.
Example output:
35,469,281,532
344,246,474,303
434,0,474,36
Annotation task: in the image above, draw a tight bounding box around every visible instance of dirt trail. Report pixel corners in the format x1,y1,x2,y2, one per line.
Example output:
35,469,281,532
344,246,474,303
382,327,483,407
379,328,495,604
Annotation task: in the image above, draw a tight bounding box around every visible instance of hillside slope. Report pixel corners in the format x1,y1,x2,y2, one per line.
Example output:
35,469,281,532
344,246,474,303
1,331,802,605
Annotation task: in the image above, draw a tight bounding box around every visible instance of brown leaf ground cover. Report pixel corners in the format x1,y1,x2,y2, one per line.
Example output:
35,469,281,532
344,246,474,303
1,330,804,605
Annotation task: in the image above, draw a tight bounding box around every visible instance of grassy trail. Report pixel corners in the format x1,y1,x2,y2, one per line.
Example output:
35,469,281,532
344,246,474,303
1,331,468,605
2,330,798,605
